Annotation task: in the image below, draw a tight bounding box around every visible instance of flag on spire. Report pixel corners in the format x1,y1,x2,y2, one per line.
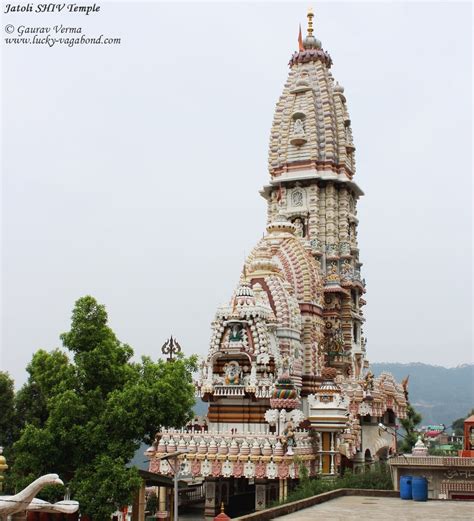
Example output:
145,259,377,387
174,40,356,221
298,23,304,51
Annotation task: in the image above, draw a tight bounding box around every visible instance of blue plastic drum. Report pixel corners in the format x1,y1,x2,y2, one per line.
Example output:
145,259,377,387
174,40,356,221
400,475,412,500
412,476,428,501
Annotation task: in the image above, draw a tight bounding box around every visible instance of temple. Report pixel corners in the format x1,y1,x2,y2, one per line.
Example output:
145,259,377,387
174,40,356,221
147,10,407,518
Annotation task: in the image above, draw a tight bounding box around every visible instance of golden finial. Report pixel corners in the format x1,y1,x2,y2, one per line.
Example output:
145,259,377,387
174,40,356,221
220,502,225,513
243,263,248,281
307,7,314,36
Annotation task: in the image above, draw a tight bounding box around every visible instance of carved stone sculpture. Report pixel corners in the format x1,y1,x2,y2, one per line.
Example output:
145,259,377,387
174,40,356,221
0,474,79,519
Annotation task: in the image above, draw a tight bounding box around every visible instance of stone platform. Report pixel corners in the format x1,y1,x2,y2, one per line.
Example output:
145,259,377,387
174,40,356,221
274,496,473,520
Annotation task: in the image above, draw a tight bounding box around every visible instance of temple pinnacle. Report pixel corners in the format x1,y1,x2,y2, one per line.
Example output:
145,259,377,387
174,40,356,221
307,7,314,36
303,7,321,50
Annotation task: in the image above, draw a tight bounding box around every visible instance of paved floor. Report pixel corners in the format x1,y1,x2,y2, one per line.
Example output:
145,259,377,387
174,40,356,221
276,496,474,521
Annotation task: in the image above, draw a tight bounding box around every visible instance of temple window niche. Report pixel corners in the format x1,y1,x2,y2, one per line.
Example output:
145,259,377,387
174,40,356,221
290,111,307,146
291,217,306,238
351,289,359,310
353,322,359,344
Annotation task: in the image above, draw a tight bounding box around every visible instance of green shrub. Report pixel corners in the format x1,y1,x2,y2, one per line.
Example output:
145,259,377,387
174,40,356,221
282,462,393,504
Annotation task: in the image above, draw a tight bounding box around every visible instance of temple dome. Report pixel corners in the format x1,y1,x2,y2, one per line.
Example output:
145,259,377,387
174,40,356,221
248,214,323,306
268,13,356,182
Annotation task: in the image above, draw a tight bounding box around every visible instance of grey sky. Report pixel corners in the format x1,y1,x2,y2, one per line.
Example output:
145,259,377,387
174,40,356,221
2,2,472,387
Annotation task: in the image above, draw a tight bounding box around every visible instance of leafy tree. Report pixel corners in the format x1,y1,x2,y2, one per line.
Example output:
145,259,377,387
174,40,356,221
15,349,75,431
451,409,474,436
0,371,17,450
399,403,422,453
10,296,197,520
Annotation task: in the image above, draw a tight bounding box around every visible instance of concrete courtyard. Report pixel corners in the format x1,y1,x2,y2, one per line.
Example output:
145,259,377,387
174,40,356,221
275,496,474,520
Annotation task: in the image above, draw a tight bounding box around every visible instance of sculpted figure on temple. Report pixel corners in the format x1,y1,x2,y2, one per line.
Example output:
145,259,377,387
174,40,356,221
249,363,258,386
199,359,207,380
354,354,363,378
294,118,305,135
363,371,375,392
281,421,296,455
205,363,214,386
224,361,241,385
229,323,243,342
293,218,304,237
341,259,352,278
278,356,292,376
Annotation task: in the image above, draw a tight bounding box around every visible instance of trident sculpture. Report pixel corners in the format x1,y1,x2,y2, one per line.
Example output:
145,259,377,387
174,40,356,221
161,335,182,362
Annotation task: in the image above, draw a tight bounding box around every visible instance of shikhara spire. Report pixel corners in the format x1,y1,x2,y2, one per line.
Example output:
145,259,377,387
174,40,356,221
147,10,407,516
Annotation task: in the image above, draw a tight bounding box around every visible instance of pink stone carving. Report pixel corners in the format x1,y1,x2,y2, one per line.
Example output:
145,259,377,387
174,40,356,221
255,461,266,479
191,460,201,477
278,462,289,479
233,461,244,478
149,460,159,473
211,460,222,477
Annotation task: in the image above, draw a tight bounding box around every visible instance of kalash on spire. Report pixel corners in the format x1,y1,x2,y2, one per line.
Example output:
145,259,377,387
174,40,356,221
147,9,407,518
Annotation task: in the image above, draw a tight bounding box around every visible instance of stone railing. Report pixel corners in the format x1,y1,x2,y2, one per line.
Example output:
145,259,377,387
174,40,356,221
148,429,318,480
150,429,314,459
389,456,474,467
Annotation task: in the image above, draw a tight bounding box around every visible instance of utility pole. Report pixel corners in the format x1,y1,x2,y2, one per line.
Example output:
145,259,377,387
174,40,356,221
154,450,187,521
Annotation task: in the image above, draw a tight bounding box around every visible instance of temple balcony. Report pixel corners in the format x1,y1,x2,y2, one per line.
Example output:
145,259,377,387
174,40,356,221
212,385,246,397
196,383,274,399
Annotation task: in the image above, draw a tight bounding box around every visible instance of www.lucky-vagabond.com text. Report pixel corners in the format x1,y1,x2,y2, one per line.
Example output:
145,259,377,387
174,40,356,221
4,25,121,46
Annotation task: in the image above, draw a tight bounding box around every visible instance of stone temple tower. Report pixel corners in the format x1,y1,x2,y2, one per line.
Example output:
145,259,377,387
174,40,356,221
147,10,407,519
261,8,366,384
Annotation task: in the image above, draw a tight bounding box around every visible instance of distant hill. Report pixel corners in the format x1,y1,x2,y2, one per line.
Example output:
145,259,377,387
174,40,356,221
371,362,474,428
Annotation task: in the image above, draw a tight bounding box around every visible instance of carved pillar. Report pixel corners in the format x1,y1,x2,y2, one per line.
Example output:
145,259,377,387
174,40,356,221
157,486,168,520
338,187,350,244
204,478,218,521
325,183,336,252
318,187,326,262
330,433,335,474
255,479,268,511
132,482,146,521
302,319,313,377
341,293,353,357
308,183,319,246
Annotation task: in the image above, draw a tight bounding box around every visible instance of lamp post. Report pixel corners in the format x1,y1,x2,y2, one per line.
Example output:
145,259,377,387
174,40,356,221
154,450,188,521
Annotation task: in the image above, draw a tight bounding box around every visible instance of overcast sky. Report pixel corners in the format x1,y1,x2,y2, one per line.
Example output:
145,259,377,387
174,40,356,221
2,1,472,387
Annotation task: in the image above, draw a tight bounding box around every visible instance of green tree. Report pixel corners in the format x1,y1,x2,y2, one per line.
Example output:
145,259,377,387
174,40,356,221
0,371,17,450
15,349,75,431
399,403,422,453
451,409,474,435
10,296,197,520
